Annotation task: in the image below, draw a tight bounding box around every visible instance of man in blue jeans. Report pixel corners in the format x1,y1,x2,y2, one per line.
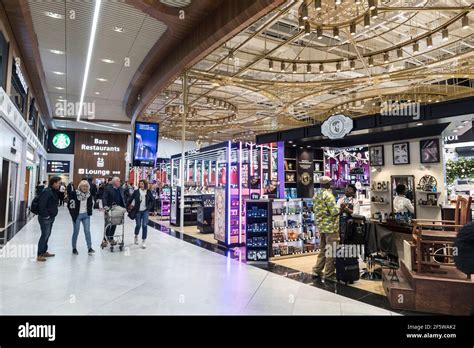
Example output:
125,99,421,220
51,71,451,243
37,176,61,262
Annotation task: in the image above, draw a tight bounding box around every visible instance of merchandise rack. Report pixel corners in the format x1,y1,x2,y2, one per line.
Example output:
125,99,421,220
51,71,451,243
197,193,215,233
270,198,319,260
245,200,271,263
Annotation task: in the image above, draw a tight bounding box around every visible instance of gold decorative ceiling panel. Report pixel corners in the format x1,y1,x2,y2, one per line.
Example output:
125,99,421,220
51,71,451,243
141,0,474,142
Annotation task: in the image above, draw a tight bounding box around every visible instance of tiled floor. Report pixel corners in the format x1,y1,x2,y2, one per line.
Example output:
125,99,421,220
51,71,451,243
0,208,396,315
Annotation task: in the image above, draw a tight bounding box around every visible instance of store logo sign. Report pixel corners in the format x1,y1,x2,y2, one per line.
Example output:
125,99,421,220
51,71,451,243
14,58,28,93
380,101,420,120
322,114,353,139
52,133,71,149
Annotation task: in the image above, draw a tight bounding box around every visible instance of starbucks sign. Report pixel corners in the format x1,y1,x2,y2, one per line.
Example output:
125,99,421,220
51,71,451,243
52,133,71,150
47,130,75,154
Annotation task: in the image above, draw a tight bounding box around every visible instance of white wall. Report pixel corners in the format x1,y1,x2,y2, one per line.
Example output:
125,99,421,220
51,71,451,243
157,138,201,158
371,136,445,220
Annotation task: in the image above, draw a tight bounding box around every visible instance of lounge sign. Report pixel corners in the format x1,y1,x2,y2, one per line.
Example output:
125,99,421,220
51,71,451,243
73,132,127,183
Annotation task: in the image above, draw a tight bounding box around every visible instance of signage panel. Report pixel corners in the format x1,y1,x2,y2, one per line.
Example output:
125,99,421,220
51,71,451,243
133,122,159,167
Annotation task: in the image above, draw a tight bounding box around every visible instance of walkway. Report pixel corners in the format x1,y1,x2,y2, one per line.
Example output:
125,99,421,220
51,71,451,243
0,208,395,315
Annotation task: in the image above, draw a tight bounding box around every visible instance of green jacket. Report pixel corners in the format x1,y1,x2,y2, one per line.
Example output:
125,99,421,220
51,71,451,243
313,188,339,234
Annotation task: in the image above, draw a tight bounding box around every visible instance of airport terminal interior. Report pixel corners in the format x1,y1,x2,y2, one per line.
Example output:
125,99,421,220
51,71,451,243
0,0,473,316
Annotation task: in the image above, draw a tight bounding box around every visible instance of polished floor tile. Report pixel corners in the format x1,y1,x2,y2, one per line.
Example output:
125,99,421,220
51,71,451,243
0,208,396,315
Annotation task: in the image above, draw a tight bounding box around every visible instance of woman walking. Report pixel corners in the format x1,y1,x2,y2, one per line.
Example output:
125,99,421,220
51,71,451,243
68,180,95,255
128,179,154,249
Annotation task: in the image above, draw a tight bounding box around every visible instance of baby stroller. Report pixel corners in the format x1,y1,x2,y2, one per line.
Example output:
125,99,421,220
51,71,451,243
100,204,127,252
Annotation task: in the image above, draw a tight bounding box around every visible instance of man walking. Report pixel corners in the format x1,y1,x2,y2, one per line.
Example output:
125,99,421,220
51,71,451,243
102,177,126,244
313,176,340,280
37,176,62,262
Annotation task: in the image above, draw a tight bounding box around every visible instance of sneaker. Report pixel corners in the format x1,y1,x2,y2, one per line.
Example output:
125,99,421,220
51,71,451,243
141,240,146,249
42,251,55,257
72,248,78,255
88,248,95,255
36,255,47,262
134,235,138,245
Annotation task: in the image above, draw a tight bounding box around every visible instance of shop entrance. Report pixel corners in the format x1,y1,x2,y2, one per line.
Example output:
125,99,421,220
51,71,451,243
0,159,19,229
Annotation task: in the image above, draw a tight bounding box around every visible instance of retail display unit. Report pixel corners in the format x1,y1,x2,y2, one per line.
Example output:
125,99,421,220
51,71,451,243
170,141,263,246
245,198,319,262
170,187,204,226
197,193,215,233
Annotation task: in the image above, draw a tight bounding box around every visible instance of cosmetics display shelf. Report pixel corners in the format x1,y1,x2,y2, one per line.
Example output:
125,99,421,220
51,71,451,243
245,200,271,263
170,187,203,226
197,194,215,234
270,198,319,260
416,191,441,194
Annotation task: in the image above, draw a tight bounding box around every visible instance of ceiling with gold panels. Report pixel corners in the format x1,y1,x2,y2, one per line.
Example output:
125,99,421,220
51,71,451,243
141,0,474,142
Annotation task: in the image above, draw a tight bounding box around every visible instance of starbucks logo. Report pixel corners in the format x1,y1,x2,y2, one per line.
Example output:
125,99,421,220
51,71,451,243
52,133,71,149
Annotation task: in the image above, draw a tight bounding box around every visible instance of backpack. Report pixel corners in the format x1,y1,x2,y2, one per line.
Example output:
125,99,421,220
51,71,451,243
30,195,41,215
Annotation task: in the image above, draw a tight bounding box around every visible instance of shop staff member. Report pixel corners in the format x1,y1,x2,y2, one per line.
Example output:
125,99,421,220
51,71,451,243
337,184,360,216
36,176,61,262
128,179,154,249
68,180,95,255
393,184,415,215
102,177,126,243
313,176,340,281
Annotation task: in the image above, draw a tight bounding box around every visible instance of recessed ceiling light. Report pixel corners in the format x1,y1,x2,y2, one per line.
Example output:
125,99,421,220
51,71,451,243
462,120,469,124
50,49,64,55
113,26,124,33
416,122,423,126
94,92,100,95
288,141,293,144
457,125,464,129
453,129,458,133
101,58,115,64
52,71,64,75
292,144,297,147
96,78,107,82
45,11,63,19
55,86,64,90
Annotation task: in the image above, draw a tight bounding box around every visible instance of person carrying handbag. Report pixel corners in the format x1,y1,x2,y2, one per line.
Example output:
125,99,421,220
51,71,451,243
128,179,154,249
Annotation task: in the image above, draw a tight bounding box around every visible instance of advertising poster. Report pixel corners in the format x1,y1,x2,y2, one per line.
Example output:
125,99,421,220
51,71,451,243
133,122,159,167
214,187,226,243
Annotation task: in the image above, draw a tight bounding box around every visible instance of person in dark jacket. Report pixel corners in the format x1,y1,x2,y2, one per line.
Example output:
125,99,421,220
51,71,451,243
36,176,61,262
35,181,46,196
102,177,126,243
128,179,154,249
68,180,95,255
66,182,75,196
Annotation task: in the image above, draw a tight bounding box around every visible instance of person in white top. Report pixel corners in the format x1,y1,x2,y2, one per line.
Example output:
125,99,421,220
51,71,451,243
393,184,415,214
337,184,360,216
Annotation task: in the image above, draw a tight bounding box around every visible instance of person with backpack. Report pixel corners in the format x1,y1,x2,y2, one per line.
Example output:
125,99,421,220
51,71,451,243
68,180,95,255
35,176,61,262
35,181,46,196
127,179,154,249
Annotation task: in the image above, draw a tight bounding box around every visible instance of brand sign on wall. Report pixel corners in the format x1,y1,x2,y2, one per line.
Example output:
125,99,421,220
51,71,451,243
47,130,75,154
321,114,353,139
73,132,127,184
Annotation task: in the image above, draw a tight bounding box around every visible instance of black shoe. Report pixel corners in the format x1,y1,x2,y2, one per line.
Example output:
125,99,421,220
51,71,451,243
72,248,78,255
88,248,95,255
